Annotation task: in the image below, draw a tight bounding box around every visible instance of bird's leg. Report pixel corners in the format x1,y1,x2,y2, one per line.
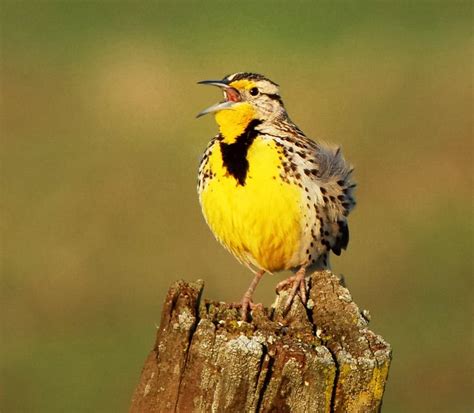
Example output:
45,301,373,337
240,269,265,320
275,266,308,311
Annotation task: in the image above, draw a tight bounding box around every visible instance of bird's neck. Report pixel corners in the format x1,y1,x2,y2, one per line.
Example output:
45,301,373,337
215,103,257,144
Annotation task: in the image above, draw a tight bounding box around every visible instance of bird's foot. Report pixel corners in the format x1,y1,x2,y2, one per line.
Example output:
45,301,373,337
239,297,263,321
238,269,266,321
275,267,308,312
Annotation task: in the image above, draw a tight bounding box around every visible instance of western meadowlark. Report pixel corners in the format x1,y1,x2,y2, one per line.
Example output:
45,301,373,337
197,72,355,319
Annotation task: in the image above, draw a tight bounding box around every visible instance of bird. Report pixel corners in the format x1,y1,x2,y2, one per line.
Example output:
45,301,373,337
196,72,355,319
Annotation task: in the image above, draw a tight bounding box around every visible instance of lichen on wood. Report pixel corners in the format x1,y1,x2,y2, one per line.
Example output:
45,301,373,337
130,271,391,413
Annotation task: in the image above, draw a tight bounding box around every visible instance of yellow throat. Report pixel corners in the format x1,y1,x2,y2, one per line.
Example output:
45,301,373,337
214,102,256,143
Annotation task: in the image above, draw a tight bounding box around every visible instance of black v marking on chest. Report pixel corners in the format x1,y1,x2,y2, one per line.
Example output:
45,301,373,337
220,119,262,186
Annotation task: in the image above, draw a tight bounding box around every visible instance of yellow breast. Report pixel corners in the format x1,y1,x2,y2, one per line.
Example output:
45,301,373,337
200,137,303,272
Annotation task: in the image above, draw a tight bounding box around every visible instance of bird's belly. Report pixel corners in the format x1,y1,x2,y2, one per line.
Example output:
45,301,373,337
200,140,303,272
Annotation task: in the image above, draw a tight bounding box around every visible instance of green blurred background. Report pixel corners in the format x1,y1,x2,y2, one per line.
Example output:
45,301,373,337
1,1,472,412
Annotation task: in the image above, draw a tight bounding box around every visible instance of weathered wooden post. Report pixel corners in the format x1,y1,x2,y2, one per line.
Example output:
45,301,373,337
130,271,391,412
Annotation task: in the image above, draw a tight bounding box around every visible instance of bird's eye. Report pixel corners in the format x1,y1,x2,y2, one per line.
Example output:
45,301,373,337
249,87,259,96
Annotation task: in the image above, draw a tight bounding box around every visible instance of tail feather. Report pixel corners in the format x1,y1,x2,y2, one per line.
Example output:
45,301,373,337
315,144,356,254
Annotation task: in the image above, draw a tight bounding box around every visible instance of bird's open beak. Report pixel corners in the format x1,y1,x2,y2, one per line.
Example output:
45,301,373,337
197,80,241,118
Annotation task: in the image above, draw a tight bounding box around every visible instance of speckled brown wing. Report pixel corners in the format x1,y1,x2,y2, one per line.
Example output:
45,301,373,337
257,119,356,268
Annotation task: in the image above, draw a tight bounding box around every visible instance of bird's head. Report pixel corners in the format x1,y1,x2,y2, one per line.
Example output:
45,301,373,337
197,72,286,141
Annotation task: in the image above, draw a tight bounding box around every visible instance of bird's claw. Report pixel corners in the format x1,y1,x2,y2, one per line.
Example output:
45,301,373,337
276,269,308,312
240,297,263,321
